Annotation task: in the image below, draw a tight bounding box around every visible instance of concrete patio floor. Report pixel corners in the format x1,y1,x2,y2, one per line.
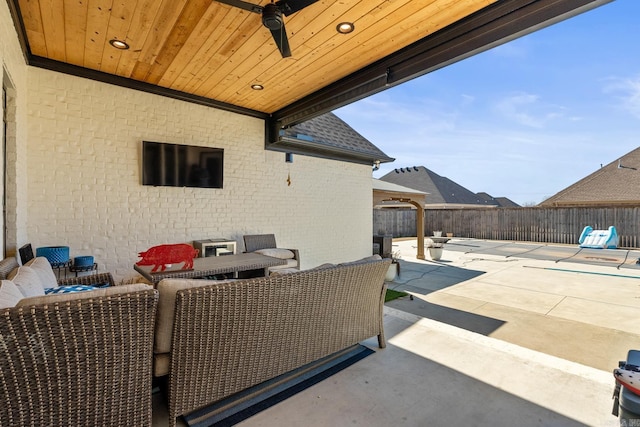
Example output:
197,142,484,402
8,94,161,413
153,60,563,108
155,238,639,426
386,238,640,373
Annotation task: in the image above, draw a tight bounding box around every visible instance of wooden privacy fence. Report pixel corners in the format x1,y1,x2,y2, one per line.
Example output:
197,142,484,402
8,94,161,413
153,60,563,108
373,207,640,248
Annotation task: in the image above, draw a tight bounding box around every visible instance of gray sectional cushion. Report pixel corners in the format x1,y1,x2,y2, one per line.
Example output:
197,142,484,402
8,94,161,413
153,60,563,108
0,279,23,308
26,257,58,289
155,278,233,355
8,266,45,297
254,248,295,259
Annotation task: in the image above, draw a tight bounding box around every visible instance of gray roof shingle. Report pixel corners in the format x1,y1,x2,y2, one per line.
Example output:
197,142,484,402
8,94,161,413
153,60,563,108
494,197,521,208
540,146,640,206
379,166,519,207
282,112,394,163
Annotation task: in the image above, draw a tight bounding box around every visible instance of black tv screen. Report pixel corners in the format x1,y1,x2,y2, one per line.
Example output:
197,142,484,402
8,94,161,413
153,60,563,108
142,141,223,188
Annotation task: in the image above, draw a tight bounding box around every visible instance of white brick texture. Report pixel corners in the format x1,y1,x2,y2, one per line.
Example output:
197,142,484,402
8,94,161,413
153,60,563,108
1,0,30,255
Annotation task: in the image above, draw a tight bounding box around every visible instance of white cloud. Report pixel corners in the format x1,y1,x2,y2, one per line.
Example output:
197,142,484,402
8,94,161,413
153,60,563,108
337,96,459,143
460,94,475,107
603,74,640,119
494,92,566,128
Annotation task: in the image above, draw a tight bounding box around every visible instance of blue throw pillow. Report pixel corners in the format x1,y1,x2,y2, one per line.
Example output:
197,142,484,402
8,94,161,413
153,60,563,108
45,285,96,294
89,283,110,289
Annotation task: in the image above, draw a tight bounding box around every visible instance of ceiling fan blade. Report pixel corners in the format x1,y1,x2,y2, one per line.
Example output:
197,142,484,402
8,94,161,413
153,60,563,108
275,0,319,16
270,23,291,58
213,0,262,14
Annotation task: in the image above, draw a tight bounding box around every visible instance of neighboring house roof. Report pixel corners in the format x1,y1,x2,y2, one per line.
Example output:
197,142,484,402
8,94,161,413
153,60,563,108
540,147,640,207
379,166,518,208
475,192,520,207
280,112,395,165
475,192,497,205
494,197,521,208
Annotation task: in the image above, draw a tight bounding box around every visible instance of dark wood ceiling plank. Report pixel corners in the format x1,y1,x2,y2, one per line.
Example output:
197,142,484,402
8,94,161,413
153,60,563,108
17,0,47,56
84,0,114,70
155,5,229,89
180,8,264,95
212,0,360,105
197,0,350,106
143,0,212,85
197,15,270,94
171,7,254,94
114,0,159,77
39,0,66,60
100,0,138,74
63,0,88,66
130,0,188,81
198,28,279,103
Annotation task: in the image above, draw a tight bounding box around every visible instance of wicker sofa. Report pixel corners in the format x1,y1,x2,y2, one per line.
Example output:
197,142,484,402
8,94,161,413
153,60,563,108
0,256,158,426
154,255,390,426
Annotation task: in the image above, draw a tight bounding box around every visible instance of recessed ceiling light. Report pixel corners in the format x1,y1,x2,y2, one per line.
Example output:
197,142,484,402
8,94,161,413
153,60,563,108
109,39,129,50
251,84,264,90
336,22,355,34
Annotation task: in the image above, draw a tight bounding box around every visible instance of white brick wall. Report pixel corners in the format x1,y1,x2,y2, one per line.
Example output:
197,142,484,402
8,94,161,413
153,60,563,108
1,0,30,255
24,68,374,282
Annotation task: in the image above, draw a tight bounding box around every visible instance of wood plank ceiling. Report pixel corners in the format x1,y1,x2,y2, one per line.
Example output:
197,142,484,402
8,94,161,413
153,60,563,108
16,0,495,114
10,0,611,147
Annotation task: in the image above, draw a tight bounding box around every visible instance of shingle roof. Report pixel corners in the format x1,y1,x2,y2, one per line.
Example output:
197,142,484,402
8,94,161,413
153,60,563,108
282,112,394,164
477,192,520,207
540,146,640,207
379,166,520,207
494,197,521,208
379,166,485,205
475,192,499,206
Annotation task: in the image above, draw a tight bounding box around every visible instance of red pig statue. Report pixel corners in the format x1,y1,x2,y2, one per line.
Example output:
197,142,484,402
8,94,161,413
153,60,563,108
136,244,199,272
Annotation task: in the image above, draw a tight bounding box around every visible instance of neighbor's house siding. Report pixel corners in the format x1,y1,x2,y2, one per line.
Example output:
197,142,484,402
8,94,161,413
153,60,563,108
1,3,372,282
23,68,372,281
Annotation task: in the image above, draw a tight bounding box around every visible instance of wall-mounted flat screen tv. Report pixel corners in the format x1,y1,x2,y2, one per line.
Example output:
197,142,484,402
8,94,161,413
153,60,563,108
142,141,224,189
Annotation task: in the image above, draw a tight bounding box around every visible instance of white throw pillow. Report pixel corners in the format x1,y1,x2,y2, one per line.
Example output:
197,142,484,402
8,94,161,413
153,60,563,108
26,257,58,289
0,279,23,308
254,248,295,259
8,266,45,297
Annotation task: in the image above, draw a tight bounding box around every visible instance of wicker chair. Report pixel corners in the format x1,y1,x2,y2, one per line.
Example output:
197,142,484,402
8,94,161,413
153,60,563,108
158,256,390,426
0,284,158,426
242,234,300,272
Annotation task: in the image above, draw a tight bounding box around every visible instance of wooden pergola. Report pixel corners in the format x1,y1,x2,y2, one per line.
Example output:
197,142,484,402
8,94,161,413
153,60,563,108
373,179,427,260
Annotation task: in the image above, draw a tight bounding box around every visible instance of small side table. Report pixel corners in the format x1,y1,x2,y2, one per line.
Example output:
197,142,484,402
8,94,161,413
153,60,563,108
51,260,71,280
193,239,237,258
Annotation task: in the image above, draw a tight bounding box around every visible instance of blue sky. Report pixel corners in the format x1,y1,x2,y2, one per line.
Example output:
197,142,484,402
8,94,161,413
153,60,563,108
335,0,639,206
